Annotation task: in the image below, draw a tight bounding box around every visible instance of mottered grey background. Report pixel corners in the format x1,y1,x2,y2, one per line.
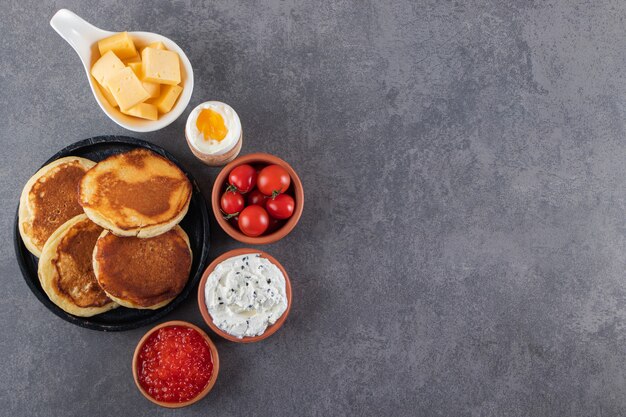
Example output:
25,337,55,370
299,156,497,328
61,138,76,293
2,0,626,416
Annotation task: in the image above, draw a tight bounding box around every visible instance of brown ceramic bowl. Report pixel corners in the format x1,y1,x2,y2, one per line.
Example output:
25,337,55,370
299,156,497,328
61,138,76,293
132,320,220,408
211,153,304,244
197,248,292,343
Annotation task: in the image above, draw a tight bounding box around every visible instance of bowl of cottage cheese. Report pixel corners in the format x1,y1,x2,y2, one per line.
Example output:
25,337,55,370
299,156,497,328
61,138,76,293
198,249,291,342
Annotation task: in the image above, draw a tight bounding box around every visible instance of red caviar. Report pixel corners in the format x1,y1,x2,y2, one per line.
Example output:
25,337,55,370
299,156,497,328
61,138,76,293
136,325,213,403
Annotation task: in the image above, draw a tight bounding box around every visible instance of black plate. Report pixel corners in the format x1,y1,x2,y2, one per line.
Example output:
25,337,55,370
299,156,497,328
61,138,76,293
14,136,210,331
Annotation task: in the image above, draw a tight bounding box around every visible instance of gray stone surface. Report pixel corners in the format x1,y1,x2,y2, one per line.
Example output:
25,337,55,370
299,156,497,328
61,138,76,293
1,0,626,415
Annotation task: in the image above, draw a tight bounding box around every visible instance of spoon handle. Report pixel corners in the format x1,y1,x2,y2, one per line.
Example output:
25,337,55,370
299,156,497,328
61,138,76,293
50,9,107,67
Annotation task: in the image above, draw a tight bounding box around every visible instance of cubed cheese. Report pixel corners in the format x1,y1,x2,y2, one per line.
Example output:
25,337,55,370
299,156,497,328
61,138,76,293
121,102,158,120
123,55,142,64
142,80,161,99
127,62,143,77
145,41,166,51
90,51,125,87
98,85,118,107
141,47,181,85
151,84,183,113
127,62,160,98
105,67,150,111
98,32,138,60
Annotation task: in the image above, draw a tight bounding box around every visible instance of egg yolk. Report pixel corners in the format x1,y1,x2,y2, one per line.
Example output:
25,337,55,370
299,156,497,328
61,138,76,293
196,109,228,141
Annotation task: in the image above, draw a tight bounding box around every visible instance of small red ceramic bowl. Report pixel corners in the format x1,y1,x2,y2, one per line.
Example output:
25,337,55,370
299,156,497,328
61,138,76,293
211,153,304,244
197,248,292,343
132,320,220,408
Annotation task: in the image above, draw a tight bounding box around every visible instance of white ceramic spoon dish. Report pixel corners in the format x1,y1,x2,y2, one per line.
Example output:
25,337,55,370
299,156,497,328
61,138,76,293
50,9,194,132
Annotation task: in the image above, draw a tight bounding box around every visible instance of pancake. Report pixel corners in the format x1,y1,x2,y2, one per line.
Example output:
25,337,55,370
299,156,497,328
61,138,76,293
92,226,192,309
78,148,192,238
38,214,118,317
19,156,96,257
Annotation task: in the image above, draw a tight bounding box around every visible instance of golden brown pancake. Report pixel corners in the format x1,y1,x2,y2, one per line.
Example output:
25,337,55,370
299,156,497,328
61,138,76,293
19,156,96,257
92,226,192,309
78,148,192,238
38,214,118,317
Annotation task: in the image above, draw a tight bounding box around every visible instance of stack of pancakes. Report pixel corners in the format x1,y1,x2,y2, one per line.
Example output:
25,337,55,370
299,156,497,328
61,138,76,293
19,149,193,317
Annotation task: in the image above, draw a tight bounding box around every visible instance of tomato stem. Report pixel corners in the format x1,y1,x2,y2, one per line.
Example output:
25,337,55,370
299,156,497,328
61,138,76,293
220,209,239,219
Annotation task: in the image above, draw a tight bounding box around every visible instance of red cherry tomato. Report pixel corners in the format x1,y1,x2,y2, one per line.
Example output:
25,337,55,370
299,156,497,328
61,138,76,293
266,217,283,233
247,189,267,207
266,194,295,219
229,214,239,228
229,164,257,193
220,190,244,215
238,205,269,237
257,165,291,196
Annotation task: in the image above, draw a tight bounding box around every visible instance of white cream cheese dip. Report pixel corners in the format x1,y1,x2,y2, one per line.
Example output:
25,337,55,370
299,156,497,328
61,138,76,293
204,253,288,338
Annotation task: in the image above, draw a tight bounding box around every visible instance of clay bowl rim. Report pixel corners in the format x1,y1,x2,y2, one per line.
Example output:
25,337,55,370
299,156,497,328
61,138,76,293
197,248,292,343
211,152,304,244
132,320,220,408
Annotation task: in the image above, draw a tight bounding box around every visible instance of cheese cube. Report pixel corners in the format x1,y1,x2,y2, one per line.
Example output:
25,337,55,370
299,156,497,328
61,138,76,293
123,55,142,64
151,84,183,113
141,80,160,99
144,41,166,51
98,32,138,60
91,51,125,87
127,62,160,98
105,67,150,111
141,47,181,85
127,62,143,77
121,102,158,120
98,85,118,107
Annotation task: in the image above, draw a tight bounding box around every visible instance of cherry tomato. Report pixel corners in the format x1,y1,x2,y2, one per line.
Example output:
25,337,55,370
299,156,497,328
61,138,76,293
266,217,284,233
266,193,295,219
247,189,267,207
238,205,269,237
229,214,239,228
229,164,257,193
221,189,244,215
257,165,291,196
